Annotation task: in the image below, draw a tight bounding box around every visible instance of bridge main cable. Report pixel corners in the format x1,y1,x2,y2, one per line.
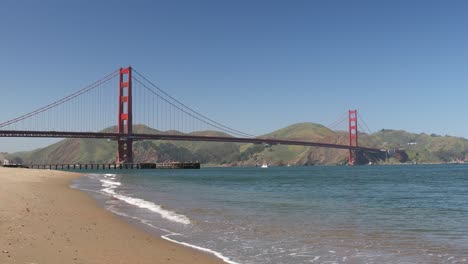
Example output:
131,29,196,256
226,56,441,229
132,69,256,138
0,70,119,129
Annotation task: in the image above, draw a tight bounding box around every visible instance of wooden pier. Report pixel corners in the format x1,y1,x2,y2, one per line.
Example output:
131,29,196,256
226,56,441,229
27,162,200,170
1,164,29,168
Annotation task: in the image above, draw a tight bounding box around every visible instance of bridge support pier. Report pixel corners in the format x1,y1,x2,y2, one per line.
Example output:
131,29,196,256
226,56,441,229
118,137,133,164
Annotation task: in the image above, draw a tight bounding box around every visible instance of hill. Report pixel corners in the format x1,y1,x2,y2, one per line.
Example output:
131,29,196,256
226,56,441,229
5,124,468,165
239,123,349,165
5,127,238,165
362,129,468,163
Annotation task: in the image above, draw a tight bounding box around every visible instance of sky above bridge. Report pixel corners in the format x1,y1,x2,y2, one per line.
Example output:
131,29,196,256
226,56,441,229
1,1,468,152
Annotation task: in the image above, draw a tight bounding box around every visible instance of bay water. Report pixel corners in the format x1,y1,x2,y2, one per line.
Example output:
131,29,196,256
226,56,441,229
72,165,468,263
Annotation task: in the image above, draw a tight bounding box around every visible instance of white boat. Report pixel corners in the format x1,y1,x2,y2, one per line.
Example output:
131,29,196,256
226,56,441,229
261,164,268,168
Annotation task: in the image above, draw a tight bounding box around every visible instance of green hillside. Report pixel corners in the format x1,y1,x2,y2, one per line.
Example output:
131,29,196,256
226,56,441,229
362,129,468,163
6,123,468,166
241,122,349,165
261,123,332,140
6,126,242,165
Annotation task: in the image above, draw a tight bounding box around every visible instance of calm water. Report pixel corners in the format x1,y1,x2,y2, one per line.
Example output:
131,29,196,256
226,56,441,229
72,165,468,264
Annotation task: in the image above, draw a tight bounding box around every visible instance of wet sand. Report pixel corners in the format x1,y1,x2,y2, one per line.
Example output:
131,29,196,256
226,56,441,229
0,167,225,264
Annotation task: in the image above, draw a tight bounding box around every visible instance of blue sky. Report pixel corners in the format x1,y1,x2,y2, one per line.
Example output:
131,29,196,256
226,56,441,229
1,1,468,152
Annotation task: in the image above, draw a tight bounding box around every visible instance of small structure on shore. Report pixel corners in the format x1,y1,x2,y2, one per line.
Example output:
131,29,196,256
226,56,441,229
1,159,29,168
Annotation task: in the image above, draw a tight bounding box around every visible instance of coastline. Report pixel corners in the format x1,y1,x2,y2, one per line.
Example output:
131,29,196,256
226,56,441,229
0,167,225,264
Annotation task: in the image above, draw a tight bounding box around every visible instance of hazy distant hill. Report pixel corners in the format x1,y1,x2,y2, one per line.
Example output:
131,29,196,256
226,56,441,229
362,129,468,163
6,123,468,165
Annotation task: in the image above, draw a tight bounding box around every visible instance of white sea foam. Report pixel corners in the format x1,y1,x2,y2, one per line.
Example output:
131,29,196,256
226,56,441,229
311,256,321,262
106,205,176,234
112,193,191,225
162,234,241,264
100,179,121,187
99,177,191,225
106,204,239,264
78,174,238,264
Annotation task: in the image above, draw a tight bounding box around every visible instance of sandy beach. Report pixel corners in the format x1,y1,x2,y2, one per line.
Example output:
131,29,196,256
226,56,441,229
0,167,224,264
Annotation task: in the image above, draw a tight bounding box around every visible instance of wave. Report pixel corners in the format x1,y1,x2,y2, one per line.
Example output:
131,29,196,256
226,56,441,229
105,204,240,264
161,234,240,264
78,173,240,264
99,177,191,225
100,179,121,186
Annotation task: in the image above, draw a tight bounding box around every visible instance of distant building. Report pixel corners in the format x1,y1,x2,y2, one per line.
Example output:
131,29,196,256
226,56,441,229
3,159,10,165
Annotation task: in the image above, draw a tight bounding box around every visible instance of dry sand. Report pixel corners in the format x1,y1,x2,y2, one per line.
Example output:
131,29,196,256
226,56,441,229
0,167,225,264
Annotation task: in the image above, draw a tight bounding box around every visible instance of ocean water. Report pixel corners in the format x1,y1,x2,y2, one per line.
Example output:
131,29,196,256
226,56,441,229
72,165,468,264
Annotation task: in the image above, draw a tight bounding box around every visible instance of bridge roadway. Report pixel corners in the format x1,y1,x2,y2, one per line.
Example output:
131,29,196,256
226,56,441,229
0,130,383,153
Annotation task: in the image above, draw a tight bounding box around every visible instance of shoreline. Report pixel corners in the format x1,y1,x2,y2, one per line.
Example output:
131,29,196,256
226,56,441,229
0,167,225,264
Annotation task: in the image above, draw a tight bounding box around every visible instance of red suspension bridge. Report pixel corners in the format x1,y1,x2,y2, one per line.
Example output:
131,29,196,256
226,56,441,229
0,67,384,165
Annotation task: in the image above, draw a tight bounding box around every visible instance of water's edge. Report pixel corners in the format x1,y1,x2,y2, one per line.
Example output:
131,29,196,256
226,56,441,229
71,173,239,264
68,165,468,264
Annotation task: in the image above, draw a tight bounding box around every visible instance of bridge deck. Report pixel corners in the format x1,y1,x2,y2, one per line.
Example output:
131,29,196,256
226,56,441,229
0,130,383,153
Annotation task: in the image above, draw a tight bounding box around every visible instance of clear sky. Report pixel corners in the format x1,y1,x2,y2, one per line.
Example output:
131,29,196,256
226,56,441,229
1,0,468,152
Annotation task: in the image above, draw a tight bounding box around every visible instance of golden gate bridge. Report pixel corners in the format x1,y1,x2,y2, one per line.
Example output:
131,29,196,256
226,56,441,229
0,67,383,165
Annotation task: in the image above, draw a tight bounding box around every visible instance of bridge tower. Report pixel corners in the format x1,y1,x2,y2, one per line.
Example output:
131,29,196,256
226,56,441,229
117,67,133,163
348,110,358,165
